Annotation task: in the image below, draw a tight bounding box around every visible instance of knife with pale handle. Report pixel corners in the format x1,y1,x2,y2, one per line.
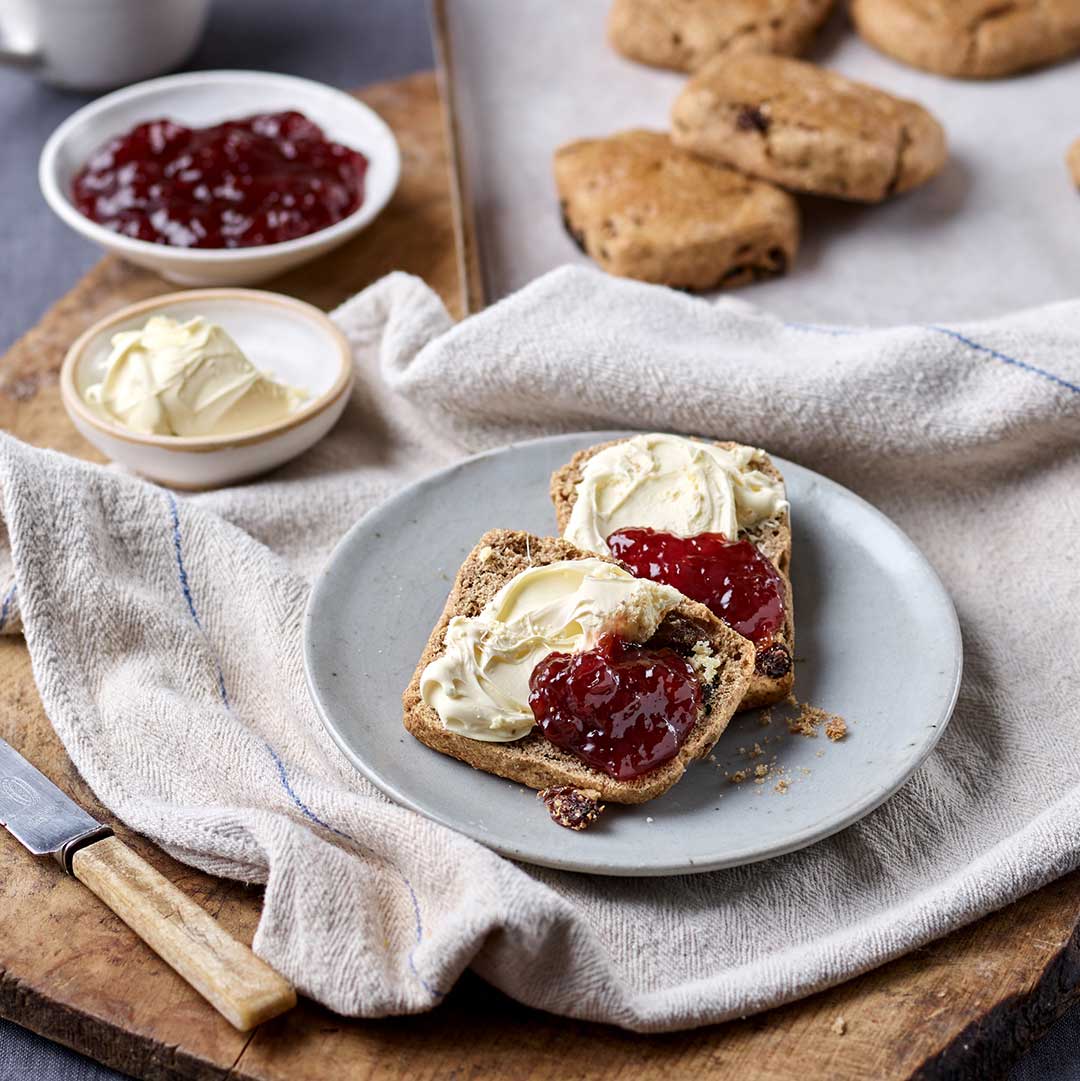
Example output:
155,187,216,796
0,735,296,1031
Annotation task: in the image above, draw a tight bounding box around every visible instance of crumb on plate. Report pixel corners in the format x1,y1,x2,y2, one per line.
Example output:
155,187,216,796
537,786,605,831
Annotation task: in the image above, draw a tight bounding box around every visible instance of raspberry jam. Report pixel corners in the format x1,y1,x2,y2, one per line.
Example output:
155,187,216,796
72,111,367,249
528,634,701,780
607,527,785,645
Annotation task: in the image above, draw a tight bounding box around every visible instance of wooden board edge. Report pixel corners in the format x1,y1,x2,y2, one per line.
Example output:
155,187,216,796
430,0,486,315
0,968,243,1081
2,55,1079,1079
913,927,1080,1081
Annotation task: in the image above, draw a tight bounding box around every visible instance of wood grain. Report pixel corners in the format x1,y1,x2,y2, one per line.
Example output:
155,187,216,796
431,0,484,315
0,69,1078,1081
72,837,296,1032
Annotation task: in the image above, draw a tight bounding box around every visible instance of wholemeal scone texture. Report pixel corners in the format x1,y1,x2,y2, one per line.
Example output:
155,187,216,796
402,530,756,804
550,440,794,711
554,130,799,290
607,0,835,73
851,0,1080,79
671,54,948,202
1069,138,1080,190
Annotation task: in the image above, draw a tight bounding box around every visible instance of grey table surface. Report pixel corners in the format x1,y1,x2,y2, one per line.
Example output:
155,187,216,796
0,0,1076,1077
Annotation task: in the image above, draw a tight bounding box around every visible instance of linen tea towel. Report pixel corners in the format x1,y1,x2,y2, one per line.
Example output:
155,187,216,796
0,266,1078,1031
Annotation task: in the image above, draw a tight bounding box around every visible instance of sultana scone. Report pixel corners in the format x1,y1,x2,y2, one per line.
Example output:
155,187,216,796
607,0,835,72
554,129,799,290
672,54,947,202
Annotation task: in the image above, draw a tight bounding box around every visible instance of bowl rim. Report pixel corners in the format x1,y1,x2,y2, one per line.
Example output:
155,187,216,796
60,288,354,452
39,68,401,264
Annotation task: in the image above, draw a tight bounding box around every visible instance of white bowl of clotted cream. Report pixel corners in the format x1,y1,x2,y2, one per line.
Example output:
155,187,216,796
39,70,400,286
60,289,353,489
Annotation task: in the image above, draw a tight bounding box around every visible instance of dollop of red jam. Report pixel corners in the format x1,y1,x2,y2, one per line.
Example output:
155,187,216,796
72,111,367,249
528,634,701,780
607,527,785,645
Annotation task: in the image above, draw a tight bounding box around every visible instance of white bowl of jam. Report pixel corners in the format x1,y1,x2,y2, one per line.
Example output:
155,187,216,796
40,70,401,286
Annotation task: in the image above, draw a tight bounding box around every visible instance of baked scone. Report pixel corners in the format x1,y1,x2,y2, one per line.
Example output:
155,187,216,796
1068,138,1080,190
851,0,1080,79
671,54,948,202
550,437,795,711
403,530,755,804
607,0,835,73
554,129,799,290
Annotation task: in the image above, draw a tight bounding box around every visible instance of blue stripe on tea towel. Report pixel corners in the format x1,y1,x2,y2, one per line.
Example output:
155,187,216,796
165,493,444,1000
786,320,1080,396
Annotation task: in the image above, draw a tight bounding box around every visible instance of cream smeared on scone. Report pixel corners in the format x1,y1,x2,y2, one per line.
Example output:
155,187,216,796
420,559,684,742
562,433,787,555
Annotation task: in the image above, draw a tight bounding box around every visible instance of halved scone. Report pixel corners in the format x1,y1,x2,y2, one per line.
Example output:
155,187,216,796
550,435,794,709
402,529,755,804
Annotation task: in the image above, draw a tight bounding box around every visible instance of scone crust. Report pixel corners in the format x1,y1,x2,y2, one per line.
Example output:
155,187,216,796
671,54,947,202
1068,137,1080,190
554,129,799,290
550,439,795,710
607,0,835,73
402,530,756,804
851,0,1080,79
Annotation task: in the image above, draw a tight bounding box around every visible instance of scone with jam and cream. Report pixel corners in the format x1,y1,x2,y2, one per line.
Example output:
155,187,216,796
402,530,755,804
550,433,794,709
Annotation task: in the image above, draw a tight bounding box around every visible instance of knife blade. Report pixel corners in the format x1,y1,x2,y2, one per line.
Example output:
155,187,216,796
0,736,111,867
0,735,295,1030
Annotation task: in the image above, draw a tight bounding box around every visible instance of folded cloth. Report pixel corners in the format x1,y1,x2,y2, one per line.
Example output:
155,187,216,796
1,266,1078,1032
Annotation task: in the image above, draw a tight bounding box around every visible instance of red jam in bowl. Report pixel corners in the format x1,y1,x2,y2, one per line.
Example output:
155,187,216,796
607,527,785,646
71,111,367,249
528,634,701,780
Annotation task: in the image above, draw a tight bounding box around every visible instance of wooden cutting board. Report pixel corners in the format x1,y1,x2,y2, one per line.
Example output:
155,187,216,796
1,71,1078,1081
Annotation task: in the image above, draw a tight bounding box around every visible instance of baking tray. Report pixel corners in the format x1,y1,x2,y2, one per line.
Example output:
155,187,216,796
432,0,1080,324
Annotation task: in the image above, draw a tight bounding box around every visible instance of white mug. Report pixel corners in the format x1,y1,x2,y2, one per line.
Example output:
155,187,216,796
0,0,211,91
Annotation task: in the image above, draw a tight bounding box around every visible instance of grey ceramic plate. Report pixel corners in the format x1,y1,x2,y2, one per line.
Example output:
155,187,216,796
303,432,962,876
